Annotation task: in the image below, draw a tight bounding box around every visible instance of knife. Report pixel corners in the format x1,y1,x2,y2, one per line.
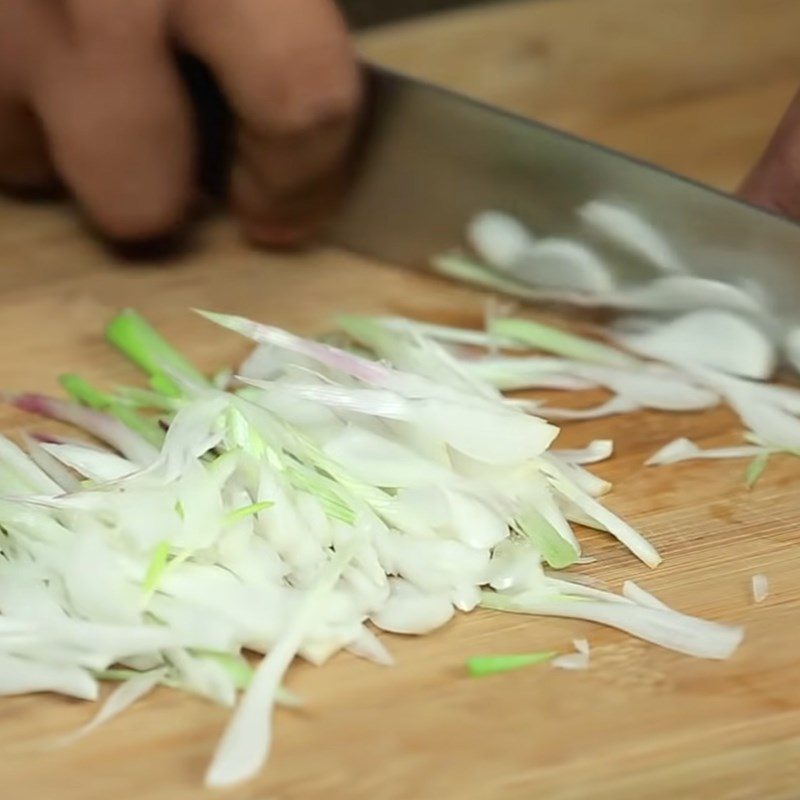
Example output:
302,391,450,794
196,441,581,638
332,66,800,331
180,59,800,346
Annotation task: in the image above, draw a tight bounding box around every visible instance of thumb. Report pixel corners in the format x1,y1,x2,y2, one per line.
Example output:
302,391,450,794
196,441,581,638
739,88,800,220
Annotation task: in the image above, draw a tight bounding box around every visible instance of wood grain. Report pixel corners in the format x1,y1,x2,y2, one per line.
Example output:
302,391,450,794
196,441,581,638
1,1,800,798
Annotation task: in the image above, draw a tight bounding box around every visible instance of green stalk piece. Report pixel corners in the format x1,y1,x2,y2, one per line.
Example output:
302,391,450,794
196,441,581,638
142,540,171,597
225,500,274,525
105,309,207,396
467,651,557,677
489,317,637,368
518,507,579,569
336,314,398,356
745,452,770,489
196,651,255,690
59,373,165,447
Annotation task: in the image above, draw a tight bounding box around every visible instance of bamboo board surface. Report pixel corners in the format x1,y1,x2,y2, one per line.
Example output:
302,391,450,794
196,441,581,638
0,1,799,798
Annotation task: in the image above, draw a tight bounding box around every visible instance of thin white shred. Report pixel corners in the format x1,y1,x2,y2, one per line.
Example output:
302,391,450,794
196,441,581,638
56,669,165,745
346,626,395,667
538,395,640,421
378,316,523,351
622,580,670,611
552,638,590,670
551,652,589,670
205,543,358,788
573,638,590,655
22,434,82,492
751,574,769,604
484,593,743,660
646,438,767,466
41,442,137,482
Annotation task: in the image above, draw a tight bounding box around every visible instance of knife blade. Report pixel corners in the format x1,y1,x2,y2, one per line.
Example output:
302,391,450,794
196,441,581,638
332,65,800,328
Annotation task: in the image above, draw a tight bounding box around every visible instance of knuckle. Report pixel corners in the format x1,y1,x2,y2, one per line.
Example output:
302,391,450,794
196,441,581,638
93,194,186,242
289,85,359,133
256,67,361,138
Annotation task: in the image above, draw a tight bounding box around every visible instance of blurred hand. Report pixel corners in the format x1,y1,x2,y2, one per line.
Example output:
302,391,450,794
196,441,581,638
740,88,800,221
0,0,361,246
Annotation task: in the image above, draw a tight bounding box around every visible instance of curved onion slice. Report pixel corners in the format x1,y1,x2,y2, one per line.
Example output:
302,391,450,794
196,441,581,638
510,238,615,293
433,255,765,315
619,277,766,314
552,440,614,465
622,580,670,610
617,311,776,380
573,363,719,411
57,669,165,744
370,579,454,635
666,363,800,449
467,210,534,269
578,200,686,274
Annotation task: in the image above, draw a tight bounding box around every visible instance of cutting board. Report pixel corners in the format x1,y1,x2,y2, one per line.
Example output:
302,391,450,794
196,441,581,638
1,1,800,798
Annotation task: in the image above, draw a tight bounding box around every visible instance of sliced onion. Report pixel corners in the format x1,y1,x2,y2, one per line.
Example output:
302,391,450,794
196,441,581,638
578,200,686,274
467,210,534,270
616,310,776,380
509,238,615,293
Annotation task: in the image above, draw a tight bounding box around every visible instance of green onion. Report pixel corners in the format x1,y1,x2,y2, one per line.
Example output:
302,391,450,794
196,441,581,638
196,651,254,690
59,373,116,409
94,668,150,682
225,500,274,525
113,386,181,412
336,314,397,355
106,309,207,395
745,452,770,489
518,507,580,569
59,373,166,446
142,541,171,597
467,651,557,677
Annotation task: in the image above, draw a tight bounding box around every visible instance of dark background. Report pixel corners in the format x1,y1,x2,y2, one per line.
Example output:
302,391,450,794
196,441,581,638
340,0,500,29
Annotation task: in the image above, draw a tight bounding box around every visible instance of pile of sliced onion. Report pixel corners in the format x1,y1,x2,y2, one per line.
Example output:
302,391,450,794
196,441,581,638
0,307,748,788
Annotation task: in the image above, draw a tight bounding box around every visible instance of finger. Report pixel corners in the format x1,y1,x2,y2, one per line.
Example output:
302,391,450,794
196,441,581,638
30,0,195,241
171,0,361,245
0,100,56,194
0,4,56,193
230,119,354,246
739,88,800,220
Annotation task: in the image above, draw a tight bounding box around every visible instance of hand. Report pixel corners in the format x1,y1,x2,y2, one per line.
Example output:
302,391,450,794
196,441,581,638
740,88,800,221
0,0,361,246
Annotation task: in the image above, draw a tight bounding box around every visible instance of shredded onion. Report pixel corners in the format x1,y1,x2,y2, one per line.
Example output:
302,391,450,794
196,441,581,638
0,307,752,789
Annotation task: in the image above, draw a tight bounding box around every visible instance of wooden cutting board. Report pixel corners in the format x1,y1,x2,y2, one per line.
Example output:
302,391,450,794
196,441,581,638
1,1,799,798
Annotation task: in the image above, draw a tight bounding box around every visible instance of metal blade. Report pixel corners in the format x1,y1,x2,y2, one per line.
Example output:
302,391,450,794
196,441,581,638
333,65,800,322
